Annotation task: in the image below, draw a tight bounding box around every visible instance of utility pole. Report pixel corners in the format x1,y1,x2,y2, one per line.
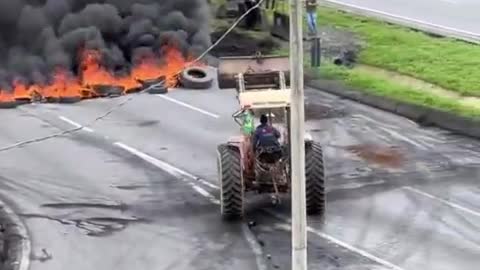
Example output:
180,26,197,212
289,0,307,270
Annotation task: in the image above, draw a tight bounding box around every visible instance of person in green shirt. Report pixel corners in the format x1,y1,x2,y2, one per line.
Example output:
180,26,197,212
233,108,255,135
241,109,255,135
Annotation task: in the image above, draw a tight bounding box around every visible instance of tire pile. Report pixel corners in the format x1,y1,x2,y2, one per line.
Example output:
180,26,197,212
0,66,214,110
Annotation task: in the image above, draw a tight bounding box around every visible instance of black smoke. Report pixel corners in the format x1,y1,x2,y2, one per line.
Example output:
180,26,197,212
0,0,211,90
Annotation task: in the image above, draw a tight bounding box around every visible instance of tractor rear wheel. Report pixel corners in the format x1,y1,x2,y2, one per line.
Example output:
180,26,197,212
217,144,244,220
305,142,326,217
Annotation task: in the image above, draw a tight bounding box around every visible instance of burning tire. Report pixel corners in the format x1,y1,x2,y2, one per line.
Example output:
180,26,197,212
0,101,19,109
92,85,124,97
59,96,82,104
44,97,60,103
124,87,142,94
14,97,31,105
217,144,244,220
138,76,165,88
146,83,168,94
180,66,213,89
305,142,326,217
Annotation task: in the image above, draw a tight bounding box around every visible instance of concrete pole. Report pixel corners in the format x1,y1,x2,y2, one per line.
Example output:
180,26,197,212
289,0,307,270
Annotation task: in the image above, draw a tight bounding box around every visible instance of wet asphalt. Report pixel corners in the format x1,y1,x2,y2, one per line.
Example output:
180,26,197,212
0,84,479,270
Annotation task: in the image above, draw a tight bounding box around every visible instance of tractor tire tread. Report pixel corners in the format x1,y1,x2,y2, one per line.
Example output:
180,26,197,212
305,142,326,217
217,144,244,220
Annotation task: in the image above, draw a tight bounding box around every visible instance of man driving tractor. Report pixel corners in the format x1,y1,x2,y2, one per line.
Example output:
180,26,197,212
252,114,282,163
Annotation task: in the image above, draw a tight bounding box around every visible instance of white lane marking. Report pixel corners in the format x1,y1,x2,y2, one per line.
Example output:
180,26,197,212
115,141,403,268
324,0,480,38
241,223,268,270
267,211,404,270
191,184,220,204
0,200,31,270
403,186,480,218
114,141,270,266
378,126,429,150
58,116,94,132
114,142,219,196
440,0,457,4
114,142,219,190
156,95,220,118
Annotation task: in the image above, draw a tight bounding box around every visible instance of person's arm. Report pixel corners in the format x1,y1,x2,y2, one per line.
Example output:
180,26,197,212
273,127,281,139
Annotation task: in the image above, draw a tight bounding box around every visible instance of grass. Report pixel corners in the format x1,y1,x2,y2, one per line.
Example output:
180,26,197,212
312,64,480,118
210,2,480,118
269,6,480,117
271,6,480,96
317,8,480,97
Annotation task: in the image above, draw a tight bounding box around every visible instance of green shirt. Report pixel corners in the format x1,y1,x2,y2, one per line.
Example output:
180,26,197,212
242,112,255,135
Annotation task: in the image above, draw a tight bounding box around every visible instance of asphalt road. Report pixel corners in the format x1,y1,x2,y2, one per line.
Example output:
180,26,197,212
1,78,480,269
324,0,480,36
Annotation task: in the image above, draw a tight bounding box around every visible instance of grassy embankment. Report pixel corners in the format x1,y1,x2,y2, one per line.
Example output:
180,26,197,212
274,7,480,118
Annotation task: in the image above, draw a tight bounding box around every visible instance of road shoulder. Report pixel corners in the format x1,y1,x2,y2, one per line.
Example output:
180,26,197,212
0,199,30,270
306,78,480,139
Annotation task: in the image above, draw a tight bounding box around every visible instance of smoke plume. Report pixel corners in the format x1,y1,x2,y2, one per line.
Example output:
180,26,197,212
0,0,212,90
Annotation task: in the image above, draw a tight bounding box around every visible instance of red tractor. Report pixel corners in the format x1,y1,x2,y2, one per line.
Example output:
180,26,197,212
216,55,326,220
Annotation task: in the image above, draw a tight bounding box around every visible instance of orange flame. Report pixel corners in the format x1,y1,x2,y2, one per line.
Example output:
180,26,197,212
132,47,192,87
13,80,31,100
0,90,14,102
5,45,195,103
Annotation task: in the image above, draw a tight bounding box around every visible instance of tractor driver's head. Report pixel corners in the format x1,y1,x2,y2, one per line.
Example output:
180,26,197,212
260,114,268,125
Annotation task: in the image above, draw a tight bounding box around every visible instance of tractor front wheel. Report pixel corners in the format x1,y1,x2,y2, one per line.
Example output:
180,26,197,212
305,142,326,217
217,144,244,220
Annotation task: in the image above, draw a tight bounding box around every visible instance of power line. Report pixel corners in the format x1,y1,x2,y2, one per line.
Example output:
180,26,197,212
0,0,266,153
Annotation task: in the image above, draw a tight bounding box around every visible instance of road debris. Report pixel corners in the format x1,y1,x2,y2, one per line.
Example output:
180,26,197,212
30,248,52,262
346,144,406,168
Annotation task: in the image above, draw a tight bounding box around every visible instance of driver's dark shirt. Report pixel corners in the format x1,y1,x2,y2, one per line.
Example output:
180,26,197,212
252,124,281,150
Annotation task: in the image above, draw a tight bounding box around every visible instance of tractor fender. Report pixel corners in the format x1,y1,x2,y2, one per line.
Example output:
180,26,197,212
226,135,254,176
227,135,244,145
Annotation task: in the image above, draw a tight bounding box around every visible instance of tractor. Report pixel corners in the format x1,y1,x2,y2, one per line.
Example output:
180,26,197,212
216,54,326,220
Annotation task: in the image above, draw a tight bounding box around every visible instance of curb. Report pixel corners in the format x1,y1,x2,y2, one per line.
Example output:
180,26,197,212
306,79,480,139
0,200,30,270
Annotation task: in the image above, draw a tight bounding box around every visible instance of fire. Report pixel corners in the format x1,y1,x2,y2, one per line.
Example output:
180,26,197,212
49,69,82,98
132,47,192,87
0,45,194,104
0,90,14,102
13,80,31,100
80,49,137,89
80,45,191,92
